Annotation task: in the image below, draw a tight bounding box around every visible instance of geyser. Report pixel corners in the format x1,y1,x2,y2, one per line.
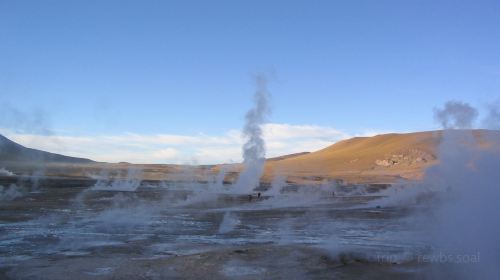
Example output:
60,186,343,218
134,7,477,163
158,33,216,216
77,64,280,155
426,101,500,279
233,74,271,193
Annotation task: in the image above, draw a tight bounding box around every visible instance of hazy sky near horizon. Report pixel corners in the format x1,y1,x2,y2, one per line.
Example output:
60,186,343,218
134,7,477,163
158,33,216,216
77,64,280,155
1,0,499,163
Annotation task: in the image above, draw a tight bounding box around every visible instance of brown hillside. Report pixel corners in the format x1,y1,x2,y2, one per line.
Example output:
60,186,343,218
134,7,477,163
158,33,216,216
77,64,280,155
262,130,500,184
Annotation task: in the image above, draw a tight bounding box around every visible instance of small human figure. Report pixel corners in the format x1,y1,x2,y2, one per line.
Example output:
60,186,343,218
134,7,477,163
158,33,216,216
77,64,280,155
257,192,261,199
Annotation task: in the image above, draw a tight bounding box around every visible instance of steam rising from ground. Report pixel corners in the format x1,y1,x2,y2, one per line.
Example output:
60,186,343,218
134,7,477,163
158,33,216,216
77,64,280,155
0,167,15,176
425,130,500,279
0,170,44,201
233,75,271,193
269,175,286,196
429,100,500,278
0,184,23,201
364,100,500,278
218,212,240,234
91,167,143,192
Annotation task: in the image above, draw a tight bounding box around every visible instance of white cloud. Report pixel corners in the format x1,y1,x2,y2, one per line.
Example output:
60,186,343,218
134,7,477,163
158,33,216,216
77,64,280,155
261,123,350,157
0,124,386,164
263,123,348,141
193,146,242,164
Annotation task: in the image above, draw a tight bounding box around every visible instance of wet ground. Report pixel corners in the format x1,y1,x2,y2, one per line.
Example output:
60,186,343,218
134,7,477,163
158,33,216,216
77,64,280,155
0,177,460,279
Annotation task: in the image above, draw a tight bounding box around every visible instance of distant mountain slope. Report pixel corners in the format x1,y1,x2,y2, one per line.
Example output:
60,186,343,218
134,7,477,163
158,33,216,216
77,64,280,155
266,152,311,162
263,130,500,184
0,134,94,163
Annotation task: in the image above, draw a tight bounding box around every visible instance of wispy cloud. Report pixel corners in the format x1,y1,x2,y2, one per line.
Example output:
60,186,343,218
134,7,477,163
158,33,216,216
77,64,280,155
0,124,385,164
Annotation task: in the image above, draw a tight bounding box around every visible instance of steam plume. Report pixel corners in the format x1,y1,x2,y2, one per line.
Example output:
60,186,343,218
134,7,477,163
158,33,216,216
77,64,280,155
233,75,271,193
424,100,500,278
91,167,143,192
433,101,478,129
0,102,53,135
482,100,500,129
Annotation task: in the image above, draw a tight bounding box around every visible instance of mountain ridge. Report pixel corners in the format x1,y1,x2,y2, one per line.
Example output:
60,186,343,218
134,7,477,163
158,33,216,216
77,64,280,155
0,134,94,164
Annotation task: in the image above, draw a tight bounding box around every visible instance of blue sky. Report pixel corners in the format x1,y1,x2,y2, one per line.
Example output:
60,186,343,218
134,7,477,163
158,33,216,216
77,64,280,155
1,1,499,163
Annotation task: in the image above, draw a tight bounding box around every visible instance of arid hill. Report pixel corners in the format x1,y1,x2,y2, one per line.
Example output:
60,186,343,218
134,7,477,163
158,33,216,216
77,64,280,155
261,129,500,184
